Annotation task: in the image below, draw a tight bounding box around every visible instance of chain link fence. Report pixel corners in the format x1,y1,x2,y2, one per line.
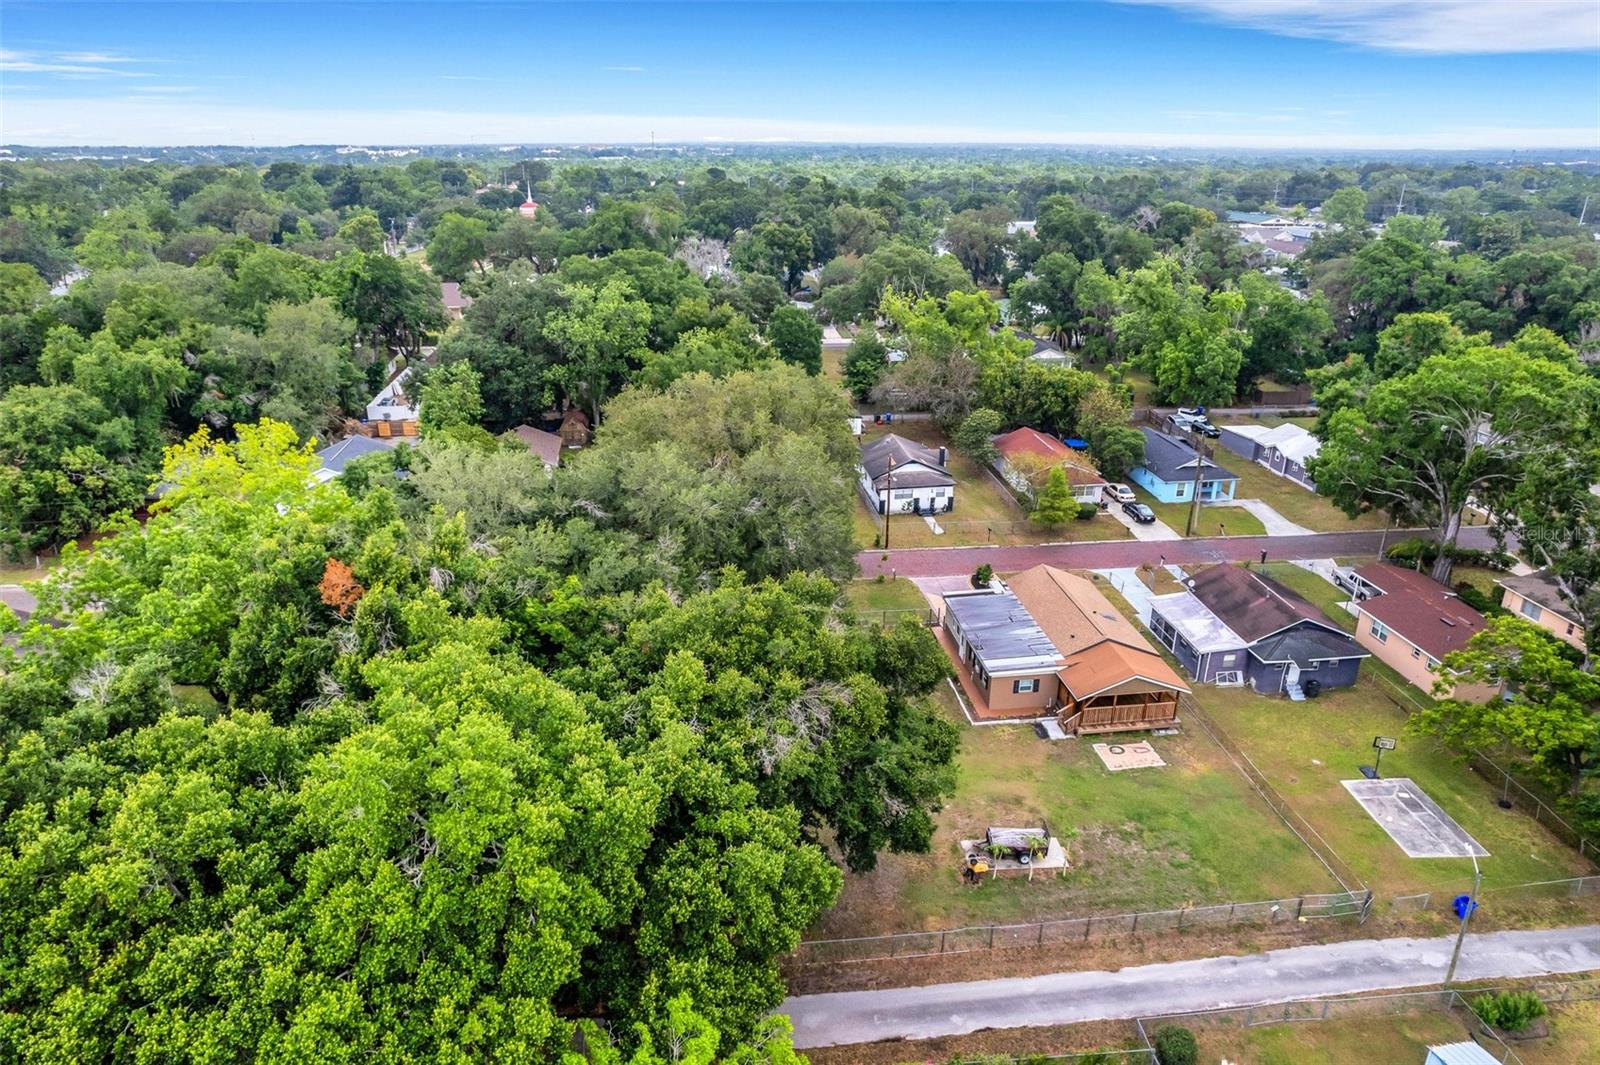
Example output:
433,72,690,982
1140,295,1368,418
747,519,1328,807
790,890,1371,965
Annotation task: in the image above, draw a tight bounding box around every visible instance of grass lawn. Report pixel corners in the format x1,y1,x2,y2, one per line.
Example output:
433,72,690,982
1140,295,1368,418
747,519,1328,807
822,345,845,382
842,577,929,617
1197,679,1593,899
1192,1009,1472,1065
1222,456,1391,532
1520,1000,1600,1065
1192,999,1600,1065
1132,483,1269,538
812,686,1339,938
0,555,60,584
855,421,1131,549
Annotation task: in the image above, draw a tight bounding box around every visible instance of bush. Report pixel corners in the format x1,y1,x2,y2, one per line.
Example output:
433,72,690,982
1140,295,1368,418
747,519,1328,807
1076,502,1098,521
1471,990,1547,1032
1153,1024,1198,1065
1452,581,1505,616
971,563,994,589
1384,537,1513,571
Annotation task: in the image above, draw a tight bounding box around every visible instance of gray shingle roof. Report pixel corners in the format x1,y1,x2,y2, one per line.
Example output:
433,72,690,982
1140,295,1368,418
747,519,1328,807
316,435,395,475
860,433,953,488
1138,428,1237,484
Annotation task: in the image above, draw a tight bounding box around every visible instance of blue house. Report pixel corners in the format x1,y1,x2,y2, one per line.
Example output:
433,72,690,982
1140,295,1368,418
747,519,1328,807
1130,428,1239,504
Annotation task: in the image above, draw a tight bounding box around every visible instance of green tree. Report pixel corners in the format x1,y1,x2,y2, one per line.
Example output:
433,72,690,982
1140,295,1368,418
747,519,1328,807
545,278,653,424
418,359,485,434
765,305,822,375
426,211,489,281
336,209,386,253
842,330,887,399
1030,466,1078,526
1310,340,1592,582
1321,186,1369,230
1415,616,1600,795
952,407,1003,465
731,221,813,293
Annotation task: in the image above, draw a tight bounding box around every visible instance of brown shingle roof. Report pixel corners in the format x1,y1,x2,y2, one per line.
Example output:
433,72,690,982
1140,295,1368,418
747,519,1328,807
1495,571,1575,618
1355,563,1487,660
511,424,563,468
1008,565,1188,699
1185,564,1335,643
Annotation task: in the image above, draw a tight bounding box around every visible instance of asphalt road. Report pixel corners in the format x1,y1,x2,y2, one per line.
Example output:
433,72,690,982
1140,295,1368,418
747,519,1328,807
782,925,1600,1048
858,526,1501,579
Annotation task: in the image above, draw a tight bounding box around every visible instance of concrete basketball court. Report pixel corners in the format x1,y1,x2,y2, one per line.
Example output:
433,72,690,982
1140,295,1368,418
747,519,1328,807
1342,777,1488,859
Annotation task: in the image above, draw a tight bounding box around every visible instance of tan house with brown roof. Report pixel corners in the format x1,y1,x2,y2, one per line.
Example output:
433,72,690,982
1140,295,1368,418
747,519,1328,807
1496,572,1587,653
1007,565,1190,733
1352,563,1500,702
510,424,563,470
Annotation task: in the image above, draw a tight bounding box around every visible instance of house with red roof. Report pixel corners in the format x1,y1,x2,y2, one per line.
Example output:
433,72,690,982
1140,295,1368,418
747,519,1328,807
1351,563,1501,701
992,427,1108,505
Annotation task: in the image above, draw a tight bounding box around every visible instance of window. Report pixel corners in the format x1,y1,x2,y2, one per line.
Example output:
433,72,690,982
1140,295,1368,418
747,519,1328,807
1302,661,1321,671
1214,670,1243,686
1221,653,1236,665
1013,678,1039,694
1369,620,1389,643
1567,623,1577,636
1174,483,1188,498
1520,599,1543,622
1411,647,1422,660
1426,658,1439,672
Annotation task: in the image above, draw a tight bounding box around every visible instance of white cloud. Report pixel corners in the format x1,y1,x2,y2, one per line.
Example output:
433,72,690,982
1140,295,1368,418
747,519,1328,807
127,85,201,94
0,48,155,78
1124,1,1600,53
603,65,647,73
2,94,1594,149
439,74,495,82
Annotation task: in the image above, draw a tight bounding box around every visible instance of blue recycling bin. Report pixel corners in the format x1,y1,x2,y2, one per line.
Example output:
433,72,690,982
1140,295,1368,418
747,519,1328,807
1453,894,1478,920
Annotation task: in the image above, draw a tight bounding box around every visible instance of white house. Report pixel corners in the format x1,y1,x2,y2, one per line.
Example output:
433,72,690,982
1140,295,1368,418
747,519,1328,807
367,366,419,426
859,433,955,515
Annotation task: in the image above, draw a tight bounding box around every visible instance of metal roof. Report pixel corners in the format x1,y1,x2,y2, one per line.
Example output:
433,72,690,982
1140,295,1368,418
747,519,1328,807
1426,1043,1502,1065
1148,590,1244,654
943,591,1060,674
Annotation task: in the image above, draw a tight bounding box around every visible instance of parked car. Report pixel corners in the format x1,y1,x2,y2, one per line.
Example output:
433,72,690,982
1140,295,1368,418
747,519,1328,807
1178,406,1207,417
1170,411,1221,438
1106,483,1136,503
1122,501,1157,524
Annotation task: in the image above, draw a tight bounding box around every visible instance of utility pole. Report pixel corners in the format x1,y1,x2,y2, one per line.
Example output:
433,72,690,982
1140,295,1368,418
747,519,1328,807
1443,845,1483,985
1396,182,1407,216
1581,195,1591,226
1186,428,1207,537
883,457,895,552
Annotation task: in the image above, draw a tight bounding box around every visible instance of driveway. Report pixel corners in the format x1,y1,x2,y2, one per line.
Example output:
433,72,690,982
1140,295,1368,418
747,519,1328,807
1107,501,1181,541
782,925,1600,1048
1091,566,1184,623
1222,498,1314,537
856,526,1500,579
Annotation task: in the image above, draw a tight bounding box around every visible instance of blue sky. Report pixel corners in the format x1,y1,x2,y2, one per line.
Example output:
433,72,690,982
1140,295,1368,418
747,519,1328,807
2,1,1597,147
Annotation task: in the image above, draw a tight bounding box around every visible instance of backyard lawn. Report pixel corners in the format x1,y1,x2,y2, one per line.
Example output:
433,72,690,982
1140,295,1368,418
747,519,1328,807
811,685,1339,939
1197,679,1593,900
1221,455,1392,532
1132,483,1269,538
854,420,1131,549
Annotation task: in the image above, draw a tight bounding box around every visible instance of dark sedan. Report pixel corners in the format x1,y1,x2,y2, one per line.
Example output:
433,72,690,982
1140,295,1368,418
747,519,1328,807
1122,501,1157,524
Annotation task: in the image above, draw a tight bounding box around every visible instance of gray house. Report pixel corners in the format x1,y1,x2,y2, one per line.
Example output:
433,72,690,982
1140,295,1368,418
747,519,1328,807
1148,564,1367,698
1217,423,1320,489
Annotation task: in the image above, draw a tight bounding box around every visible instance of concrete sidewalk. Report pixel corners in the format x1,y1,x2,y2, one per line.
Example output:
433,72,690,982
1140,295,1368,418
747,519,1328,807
782,925,1600,1048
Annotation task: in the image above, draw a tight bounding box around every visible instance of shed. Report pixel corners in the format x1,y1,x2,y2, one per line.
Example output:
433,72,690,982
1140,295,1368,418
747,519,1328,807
1424,1043,1503,1065
511,424,563,469
559,408,592,448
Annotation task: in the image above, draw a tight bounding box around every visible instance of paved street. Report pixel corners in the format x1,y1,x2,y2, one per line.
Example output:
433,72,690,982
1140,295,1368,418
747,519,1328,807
858,526,1499,578
782,925,1600,1048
